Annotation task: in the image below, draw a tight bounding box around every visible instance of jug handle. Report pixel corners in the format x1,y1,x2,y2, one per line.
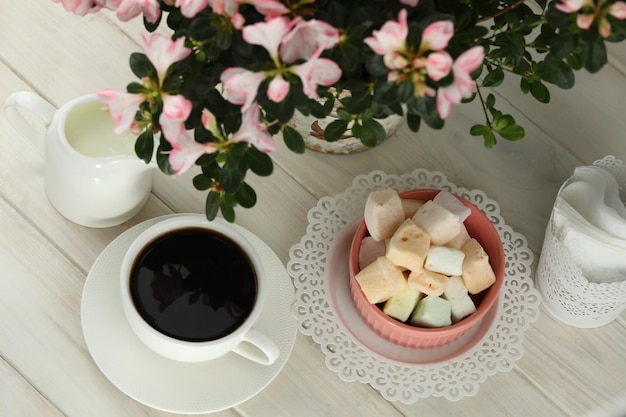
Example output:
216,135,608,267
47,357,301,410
4,91,57,154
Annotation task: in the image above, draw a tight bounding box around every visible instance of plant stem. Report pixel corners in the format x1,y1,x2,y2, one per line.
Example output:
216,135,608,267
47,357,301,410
478,0,527,23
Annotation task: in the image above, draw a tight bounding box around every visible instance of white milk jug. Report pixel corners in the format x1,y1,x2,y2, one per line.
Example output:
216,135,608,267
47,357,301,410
4,92,155,228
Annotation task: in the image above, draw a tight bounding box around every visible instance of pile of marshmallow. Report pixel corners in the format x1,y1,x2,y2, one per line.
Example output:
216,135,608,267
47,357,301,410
355,189,496,328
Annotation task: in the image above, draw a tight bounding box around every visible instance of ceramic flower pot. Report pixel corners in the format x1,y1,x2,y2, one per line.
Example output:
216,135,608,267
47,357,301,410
291,90,405,154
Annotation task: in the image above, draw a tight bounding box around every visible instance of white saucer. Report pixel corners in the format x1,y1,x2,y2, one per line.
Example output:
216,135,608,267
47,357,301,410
81,215,297,414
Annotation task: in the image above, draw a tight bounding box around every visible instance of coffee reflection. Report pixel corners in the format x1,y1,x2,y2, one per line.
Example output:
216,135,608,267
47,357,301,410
130,227,258,342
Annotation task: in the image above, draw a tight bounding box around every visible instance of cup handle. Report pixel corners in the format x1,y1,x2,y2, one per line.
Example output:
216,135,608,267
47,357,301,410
4,91,57,154
232,328,280,366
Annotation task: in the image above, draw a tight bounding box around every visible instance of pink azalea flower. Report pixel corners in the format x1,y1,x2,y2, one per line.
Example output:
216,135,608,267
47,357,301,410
364,9,408,58
280,19,341,63
242,16,291,61
248,0,290,18
141,33,191,80
201,108,221,137
175,0,209,18
116,0,161,23
52,0,100,15
610,2,626,19
208,0,245,27
577,13,595,30
232,103,277,152
399,0,419,6
293,48,342,99
421,21,454,52
436,46,484,119
159,94,193,142
220,67,266,112
96,88,145,134
425,51,452,81
168,131,218,177
599,18,612,37
267,75,290,103
555,0,587,13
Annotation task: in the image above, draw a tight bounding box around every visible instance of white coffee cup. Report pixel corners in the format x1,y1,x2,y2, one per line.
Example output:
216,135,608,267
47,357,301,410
3,92,154,228
120,214,280,365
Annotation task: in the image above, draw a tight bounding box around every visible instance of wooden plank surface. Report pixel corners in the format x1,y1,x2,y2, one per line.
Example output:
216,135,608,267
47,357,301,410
0,1,624,416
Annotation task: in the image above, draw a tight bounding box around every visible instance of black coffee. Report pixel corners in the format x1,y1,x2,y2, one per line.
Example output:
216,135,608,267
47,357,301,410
130,227,257,342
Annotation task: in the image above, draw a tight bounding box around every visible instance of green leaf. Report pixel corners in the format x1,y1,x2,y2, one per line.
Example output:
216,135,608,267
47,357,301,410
520,78,530,94
246,146,274,176
548,60,575,89
483,130,497,148
406,113,421,131
127,82,148,94
581,39,607,73
282,125,306,153
358,118,386,147
129,53,154,79
134,130,154,164
482,68,505,87
470,124,488,136
324,119,350,142
205,191,220,220
192,173,213,191
549,33,577,60
220,163,243,194
530,81,550,103
342,90,371,114
220,198,236,223
234,182,257,208
497,124,526,141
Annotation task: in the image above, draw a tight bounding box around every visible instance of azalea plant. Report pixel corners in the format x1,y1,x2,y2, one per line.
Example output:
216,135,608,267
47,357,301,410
53,0,626,222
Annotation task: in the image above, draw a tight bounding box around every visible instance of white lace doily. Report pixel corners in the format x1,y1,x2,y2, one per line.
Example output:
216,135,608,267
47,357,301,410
536,156,626,328
287,169,541,402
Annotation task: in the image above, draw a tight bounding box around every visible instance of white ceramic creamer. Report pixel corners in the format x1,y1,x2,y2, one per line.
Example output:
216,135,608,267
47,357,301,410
4,92,155,228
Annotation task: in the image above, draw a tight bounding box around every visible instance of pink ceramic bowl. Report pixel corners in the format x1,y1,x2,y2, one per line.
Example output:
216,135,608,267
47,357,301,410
349,189,505,349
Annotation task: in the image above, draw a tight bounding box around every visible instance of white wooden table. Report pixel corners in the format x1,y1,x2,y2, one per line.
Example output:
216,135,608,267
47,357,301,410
0,1,624,416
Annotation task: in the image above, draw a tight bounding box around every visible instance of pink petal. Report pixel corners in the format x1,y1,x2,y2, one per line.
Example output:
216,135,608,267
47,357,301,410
421,21,454,51
242,16,291,59
96,88,144,134
610,2,626,19
577,14,594,30
117,0,161,23
364,9,408,55
233,104,277,153
293,53,342,99
267,76,290,102
168,132,217,177
280,19,340,63
426,51,452,81
175,0,209,18
555,0,586,13
141,34,191,79
249,0,289,18
220,67,266,112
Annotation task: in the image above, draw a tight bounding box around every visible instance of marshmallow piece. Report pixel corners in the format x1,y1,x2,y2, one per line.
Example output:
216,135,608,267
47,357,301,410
412,200,462,245
445,222,471,249
443,276,476,323
461,238,496,294
401,198,425,218
408,268,448,296
386,219,430,271
433,190,472,222
383,286,423,322
355,256,407,304
424,245,465,276
409,295,452,328
364,189,405,241
358,236,386,270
